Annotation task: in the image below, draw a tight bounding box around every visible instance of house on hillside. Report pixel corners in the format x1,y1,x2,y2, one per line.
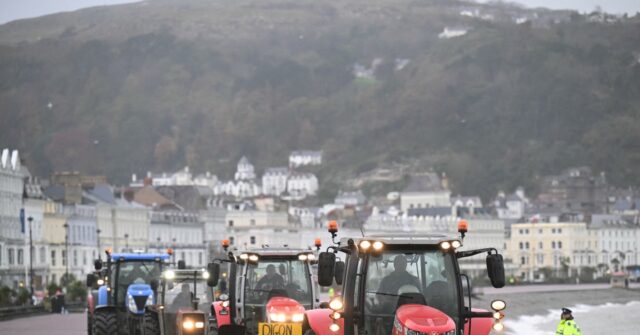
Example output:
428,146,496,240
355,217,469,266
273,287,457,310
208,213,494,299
289,151,322,167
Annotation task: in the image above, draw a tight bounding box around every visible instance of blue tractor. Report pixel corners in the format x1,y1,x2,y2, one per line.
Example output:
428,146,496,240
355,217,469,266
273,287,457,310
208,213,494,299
87,249,172,335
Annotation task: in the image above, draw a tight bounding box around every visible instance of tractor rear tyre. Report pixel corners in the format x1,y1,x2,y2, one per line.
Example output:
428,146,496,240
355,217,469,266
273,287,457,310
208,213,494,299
93,310,118,335
87,313,93,335
143,311,160,335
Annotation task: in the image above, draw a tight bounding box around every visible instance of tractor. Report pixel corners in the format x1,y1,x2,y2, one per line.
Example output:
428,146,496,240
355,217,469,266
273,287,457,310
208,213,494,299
142,263,216,335
87,249,172,335
304,220,507,335
208,240,321,335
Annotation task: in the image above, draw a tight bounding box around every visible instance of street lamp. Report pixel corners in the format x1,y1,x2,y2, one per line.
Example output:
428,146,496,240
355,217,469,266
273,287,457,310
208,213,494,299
156,237,161,253
63,223,69,292
28,216,34,297
96,229,102,260
172,238,177,263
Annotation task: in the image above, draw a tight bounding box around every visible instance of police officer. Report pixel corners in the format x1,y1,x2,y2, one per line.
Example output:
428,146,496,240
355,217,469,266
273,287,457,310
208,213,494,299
555,308,582,335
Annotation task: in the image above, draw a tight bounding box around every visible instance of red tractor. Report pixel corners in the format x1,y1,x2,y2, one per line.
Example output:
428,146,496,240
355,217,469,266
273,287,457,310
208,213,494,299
207,240,321,335
304,221,507,335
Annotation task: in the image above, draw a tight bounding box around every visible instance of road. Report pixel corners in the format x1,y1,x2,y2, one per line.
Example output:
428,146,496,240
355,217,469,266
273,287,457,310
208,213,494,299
0,312,85,335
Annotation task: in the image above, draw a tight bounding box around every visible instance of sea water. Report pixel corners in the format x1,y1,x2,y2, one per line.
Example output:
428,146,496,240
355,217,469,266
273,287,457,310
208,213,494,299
505,300,640,335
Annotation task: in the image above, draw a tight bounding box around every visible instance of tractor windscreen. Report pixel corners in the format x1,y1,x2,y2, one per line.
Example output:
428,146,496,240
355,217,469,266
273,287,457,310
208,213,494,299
116,261,162,303
244,259,313,308
363,250,459,334
164,280,213,313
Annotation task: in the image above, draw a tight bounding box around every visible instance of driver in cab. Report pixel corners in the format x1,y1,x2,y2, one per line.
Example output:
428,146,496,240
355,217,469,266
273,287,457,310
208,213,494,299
256,264,285,291
378,255,421,296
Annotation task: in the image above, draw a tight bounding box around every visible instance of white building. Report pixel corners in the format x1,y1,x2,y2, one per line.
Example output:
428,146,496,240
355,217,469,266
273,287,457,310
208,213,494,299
400,173,451,212
65,204,99,279
335,191,367,206
494,188,529,220
287,172,318,197
588,215,639,273
262,167,289,196
133,167,218,188
149,210,207,267
0,149,26,288
289,151,322,167
235,156,256,181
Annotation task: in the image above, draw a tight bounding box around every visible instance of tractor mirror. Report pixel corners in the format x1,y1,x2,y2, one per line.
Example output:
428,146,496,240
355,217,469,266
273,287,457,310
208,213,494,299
178,260,186,269
207,263,220,287
150,279,159,291
86,274,96,287
94,259,103,271
486,254,506,288
317,252,336,286
334,260,345,285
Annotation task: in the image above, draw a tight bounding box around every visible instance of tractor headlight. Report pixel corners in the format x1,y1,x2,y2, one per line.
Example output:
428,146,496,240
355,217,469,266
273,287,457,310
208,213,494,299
292,313,304,322
183,320,194,330
127,294,137,313
329,298,343,311
96,279,105,286
164,270,175,280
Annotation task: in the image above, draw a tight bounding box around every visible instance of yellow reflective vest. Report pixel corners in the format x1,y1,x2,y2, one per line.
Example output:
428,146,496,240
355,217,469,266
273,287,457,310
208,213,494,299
555,319,583,335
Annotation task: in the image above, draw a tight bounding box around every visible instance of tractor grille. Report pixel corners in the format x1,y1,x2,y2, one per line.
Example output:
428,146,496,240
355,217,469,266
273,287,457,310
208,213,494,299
133,295,148,311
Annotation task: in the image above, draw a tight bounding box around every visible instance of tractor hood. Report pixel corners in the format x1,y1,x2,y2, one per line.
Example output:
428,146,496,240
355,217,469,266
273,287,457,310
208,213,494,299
266,296,306,323
126,284,154,314
394,304,456,335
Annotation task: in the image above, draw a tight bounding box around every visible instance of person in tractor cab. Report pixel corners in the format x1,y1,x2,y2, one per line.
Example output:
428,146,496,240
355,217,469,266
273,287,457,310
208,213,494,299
378,255,421,296
170,283,193,311
255,264,285,291
555,308,582,335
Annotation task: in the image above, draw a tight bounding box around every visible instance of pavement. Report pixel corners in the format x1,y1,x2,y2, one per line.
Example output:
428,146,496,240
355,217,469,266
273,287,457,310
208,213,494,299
479,282,640,295
0,312,85,335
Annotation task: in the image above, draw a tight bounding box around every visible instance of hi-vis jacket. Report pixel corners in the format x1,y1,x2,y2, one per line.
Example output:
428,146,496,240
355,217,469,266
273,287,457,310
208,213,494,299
555,319,583,335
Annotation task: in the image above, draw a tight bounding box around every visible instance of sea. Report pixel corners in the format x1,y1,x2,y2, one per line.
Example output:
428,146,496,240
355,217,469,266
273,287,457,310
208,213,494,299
505,300,640,335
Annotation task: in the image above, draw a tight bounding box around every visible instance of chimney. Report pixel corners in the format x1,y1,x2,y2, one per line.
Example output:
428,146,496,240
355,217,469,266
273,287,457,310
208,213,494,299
143,177,153,186
132,174,137,182
441,172,449,190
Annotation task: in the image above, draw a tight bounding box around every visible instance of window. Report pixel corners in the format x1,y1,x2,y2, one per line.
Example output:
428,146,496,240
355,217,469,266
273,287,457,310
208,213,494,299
558,241,562,249
519,242,524,250
198,252,203,265
525,229,529,234
552,228,556,234
83,251,87,266
521,257,526,265
539,242,543,249
40,247,45,264
8,248,15,265
250,219,256,226
250,236,256,245
74,250,78,266
51,250,56,266
181,252,186,262
62,250,67,266
17,249,24,265
525,242,530,250
228,220,234,227
552,241,556,249
558,228,562,234
538,229,543,234
229,237,235,245
519,229,523,234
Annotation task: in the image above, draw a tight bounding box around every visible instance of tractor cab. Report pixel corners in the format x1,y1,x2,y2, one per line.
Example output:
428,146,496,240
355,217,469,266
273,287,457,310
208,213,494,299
87,249,171,335
208,241,320,335
143,263,216,335
306,221,507,335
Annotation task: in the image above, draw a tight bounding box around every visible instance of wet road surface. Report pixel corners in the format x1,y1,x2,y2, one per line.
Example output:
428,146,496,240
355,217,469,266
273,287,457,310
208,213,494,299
0,312,85,335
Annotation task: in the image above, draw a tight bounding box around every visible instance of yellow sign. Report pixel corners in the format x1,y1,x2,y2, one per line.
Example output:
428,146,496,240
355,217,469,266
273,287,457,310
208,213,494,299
258,323,302,335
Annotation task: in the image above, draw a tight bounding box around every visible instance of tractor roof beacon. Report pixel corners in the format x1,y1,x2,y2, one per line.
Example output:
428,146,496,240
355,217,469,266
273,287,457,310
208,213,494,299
305,220,507,335
208,241,320,335
86,249,171,335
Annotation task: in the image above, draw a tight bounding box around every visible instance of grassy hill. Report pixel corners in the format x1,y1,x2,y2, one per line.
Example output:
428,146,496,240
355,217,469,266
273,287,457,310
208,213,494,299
1,0,640,200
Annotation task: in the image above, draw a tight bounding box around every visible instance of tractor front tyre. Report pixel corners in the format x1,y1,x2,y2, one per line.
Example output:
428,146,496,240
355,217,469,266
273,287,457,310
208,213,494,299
143,311,160,335
93,310,118,335
87,313,93,335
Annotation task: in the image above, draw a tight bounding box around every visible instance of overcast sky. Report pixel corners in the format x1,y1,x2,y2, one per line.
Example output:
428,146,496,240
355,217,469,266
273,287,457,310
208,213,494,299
1,0,639,25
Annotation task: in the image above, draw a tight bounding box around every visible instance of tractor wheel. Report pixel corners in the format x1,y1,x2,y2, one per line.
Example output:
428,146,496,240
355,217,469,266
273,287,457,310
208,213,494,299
93,310,118,335
143,311,160,335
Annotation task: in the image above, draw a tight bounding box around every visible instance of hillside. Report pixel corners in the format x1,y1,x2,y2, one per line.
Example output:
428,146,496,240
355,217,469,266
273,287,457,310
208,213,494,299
1,0,640,200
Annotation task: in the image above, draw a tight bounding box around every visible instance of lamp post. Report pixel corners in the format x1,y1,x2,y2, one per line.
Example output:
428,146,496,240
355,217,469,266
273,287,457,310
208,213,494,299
172,238,177,263
156,237,161,253
96,229,102,260
28,216,34,297
63,223,69,292
124,233,129,252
